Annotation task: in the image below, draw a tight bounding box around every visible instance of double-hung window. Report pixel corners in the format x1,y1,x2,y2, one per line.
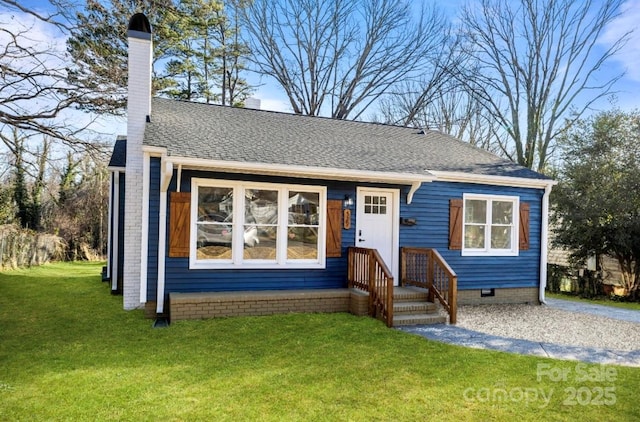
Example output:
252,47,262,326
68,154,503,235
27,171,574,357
462,194,519,256
191,178,326,269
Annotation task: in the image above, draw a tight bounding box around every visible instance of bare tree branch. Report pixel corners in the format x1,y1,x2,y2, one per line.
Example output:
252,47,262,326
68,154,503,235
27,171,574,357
241,0,447,120
457,0,630,172
0,5,103,150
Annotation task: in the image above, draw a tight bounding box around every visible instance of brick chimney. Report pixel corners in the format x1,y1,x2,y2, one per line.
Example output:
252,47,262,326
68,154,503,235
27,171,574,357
122,13,152,310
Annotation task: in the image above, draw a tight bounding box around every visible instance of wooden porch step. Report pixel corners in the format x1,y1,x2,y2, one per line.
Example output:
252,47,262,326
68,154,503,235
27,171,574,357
393,301,438,315
393,314,447,326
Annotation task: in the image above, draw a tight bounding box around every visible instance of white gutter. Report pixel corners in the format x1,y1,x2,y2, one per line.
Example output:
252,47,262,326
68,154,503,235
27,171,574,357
142,147,560,191
155,158,174,314
539,183,553,304
429,170,557,190
140,147,435,185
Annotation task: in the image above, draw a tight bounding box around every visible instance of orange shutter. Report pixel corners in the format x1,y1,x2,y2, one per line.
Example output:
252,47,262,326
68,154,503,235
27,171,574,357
169,192,191,257
326,200,343,258
519,202,530,251
449,199,463,250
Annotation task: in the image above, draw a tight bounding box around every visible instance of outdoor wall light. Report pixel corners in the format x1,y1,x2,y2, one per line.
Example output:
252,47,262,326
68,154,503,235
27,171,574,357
343,195,354,208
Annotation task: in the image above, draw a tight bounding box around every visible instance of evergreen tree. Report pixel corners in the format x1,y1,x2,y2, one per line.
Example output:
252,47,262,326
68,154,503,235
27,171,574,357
66,0,252,112
553,110,640,300
66,0,177,114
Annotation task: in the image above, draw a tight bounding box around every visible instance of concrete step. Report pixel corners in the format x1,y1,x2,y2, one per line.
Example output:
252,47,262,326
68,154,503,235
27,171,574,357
393,313,447,326
393,301,438,315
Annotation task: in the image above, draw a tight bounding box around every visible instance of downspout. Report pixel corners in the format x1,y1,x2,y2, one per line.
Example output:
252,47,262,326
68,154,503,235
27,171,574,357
176,164,182,192
156,158,173,314
539,183,553,304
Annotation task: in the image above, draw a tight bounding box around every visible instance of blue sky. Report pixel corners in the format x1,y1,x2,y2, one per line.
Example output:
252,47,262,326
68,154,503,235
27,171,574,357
6,0,640,140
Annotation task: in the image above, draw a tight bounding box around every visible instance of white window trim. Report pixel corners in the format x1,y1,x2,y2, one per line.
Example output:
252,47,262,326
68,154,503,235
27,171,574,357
461,193,519,257
189,178,327,269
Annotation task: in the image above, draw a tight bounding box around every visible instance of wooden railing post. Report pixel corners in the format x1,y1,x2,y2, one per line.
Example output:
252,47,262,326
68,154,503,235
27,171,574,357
386,275,394,327
347,247,395,327
449,274,457,324
427,250,435,303
400,247,406,287
347,247,353,288
368,250,375,316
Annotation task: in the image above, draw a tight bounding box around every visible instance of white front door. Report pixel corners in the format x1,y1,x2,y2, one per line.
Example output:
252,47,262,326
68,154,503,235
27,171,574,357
356,187,399,285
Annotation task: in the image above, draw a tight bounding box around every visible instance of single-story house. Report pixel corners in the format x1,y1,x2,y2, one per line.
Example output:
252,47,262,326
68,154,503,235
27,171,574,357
106,14,555,325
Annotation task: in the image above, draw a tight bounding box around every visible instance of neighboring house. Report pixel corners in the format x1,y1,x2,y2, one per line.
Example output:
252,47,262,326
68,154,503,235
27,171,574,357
547,239,628,295
106,14,556,322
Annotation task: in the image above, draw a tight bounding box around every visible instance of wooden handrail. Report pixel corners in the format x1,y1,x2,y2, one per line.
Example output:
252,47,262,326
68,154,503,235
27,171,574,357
400,247,457,324
347,247,394,327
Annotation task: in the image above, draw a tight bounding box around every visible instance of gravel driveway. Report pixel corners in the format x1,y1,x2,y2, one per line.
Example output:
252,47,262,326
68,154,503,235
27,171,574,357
455,303,640,352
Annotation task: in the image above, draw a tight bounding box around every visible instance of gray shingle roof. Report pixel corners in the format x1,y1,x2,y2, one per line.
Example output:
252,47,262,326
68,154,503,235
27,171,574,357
108,136,127,168
143,97,549,181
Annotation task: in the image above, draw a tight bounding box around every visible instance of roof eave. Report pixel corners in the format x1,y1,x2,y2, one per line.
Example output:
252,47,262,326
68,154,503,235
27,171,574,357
429,170,557,189
142,146,435,184
140,147,555,189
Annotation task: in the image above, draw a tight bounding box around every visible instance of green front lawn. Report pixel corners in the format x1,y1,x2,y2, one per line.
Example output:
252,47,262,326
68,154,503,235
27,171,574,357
1,263,638,421
546,292,640,311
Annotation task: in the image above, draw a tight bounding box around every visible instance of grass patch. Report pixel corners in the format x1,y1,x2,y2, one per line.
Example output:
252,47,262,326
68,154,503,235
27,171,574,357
546,292,640,311
1,262,639,421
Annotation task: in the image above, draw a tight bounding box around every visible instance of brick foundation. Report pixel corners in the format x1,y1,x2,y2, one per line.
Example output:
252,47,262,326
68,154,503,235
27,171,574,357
457,287,539,305
349,289,369,316
169,289,357,321
152,287,539,321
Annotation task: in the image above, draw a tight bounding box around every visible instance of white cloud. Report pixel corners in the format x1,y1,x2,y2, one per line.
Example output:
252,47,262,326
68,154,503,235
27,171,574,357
0,10,67,54
601,0,640,82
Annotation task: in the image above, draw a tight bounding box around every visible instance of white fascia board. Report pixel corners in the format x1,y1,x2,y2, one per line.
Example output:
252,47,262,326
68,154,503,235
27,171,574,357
429,170,557,189
141,147,435,185
142,145,167,155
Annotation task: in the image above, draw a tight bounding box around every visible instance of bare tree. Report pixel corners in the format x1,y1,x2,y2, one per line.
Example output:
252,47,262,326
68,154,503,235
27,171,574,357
241,0,448,120
370,31,499,148
373,28,460,126
457,0,629,172
0,1,98,147
376,79,501,152
428,87,501,152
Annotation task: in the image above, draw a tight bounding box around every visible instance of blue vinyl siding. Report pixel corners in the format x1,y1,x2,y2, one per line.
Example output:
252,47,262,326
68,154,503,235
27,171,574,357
145,168,545,303
146,158,161,301
399,181,544,290
149,169,363,302
115,172,126,292
108,173,115,280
